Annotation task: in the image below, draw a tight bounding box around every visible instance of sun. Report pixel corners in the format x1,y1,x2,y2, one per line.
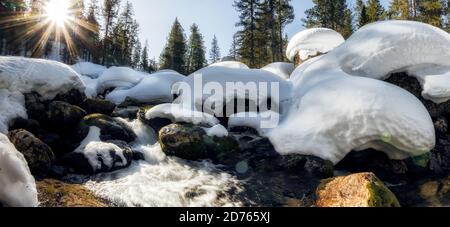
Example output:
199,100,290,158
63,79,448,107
44,0,71,27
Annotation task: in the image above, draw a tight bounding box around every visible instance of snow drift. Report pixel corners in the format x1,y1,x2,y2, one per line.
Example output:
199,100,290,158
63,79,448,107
261,62,295,80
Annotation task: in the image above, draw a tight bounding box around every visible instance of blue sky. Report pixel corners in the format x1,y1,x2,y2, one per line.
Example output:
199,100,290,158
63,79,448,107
128,0,391,59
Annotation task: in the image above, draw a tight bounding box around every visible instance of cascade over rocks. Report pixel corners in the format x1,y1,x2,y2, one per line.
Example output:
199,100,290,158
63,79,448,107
75,114,137,143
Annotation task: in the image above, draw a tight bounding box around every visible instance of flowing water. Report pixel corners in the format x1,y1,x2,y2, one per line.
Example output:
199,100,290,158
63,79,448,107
66,119,244,207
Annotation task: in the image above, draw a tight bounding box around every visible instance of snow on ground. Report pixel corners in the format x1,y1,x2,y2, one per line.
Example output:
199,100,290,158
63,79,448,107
96,67,147,95
261,62,295,79
79,75,98,98
228,111,280,136
267,21,442,164
0,133,38,207
286,28,345,61
145,103,220,127
207,61,249,70
75,127,129,172
105,70,186,105
71,62,107,79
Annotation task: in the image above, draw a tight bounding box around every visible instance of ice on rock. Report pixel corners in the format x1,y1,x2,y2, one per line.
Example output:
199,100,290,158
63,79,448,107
145,103,220,127
96,66,147,94
71,62,107,79
286,28,345,61
261,62,295,79
0,57,85,100
105,70,186,105
0,133,38,207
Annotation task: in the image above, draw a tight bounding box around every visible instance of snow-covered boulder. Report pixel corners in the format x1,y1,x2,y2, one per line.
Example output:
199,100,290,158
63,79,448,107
0,133,38,207
180,66,292,117
261,62,295,79
71,62,107,79
286,28,345,64
96,67,147,95
105,70,186,105
0,89,27,134
208,61,249,69
331,20,450,104
267,21,443,164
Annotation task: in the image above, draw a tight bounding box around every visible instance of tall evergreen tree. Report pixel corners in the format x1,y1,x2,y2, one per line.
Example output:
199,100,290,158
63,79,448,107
159,18,187,74
234,0,259,68
209,35,221,64
85,0,101,63
356,0,369,28
418,0,444,27
186,24,206,74
228,33,239,60
275,0,294,61
389,0,410,19
132,38,141,69
113,1,139,66
101,0,121,66
303,0,352,37
366,0,385,23
342,9,354,38
140,40,150,72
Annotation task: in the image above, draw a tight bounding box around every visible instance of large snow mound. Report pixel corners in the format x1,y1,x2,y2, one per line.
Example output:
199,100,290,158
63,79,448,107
0,57,85,100
261,62,295,79
286,28,345,61
179,66,292,116
330,20,450,103
269,20,442,164
208,61,249,70
106,70,186,105
0,133,38,207
96,67,147,94
71,62,107,79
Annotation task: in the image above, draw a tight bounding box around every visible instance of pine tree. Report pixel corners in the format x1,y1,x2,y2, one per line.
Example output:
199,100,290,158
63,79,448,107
275,0,294,61
389,0,410,19
140,40,150,72
257,0,276,62
445,0,450,31
366,0,385,23
113,1,139,66
303,0,352,37
85,0,101,63
159,18,188,74
228,33,239,60
418,0,444,27
0,0,28,56
101,0,121,66
132,38,141,70
356,0,369,28
186,24,206,74
209,35,221,64
234,0,259,68
341,9,354,38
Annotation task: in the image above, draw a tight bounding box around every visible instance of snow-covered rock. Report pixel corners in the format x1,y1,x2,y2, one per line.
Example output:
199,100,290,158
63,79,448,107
228,111,280,136
0,57,85,100
0,133,38,207
96,67,147,95
79,75,98,98
105,70,186,105
71,62,107,79
268,21,443,164
331,21,450,103
0,90,27,134
180,66,292,116
261,62,295,79
145,103,220,127
286,28,345,61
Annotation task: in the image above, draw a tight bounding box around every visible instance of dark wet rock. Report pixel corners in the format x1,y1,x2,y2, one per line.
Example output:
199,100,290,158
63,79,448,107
48,165,69,180
39,132,78,157
283,155,334,178
159,123,240,162
118,97,145,108
7,129,55,178
47,101,87,132
80,98,116,115
61,140,133,174
9,117,41,135
112,106,140,119
336,149,409,180
75,114,137,143
53,88,86,106
25,93,48,123
434,117,448,137
315,172,400,207
430,138,450,175
138,106,173,132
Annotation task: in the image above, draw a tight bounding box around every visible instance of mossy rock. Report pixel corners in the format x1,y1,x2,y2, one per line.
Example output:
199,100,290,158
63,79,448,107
76,114,137,143
159,123,240,163
80,98,116,115
138,105,173,132
46,101,87,132
36,179,107,207
315,172,400,207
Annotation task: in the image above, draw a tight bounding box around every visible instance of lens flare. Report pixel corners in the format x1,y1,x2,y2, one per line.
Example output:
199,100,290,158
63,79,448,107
45,0,71,27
